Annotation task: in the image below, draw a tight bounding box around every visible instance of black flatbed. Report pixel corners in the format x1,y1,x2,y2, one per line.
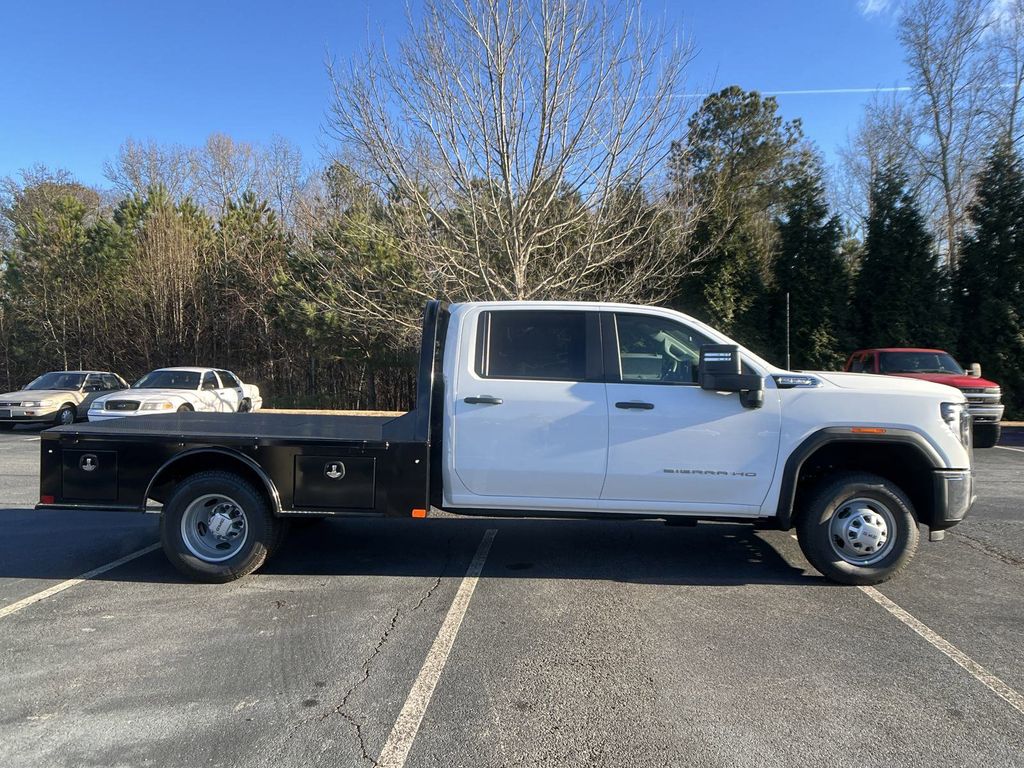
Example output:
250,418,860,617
48,411,416,444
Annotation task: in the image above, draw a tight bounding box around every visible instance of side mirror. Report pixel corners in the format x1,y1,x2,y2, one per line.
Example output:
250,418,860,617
969,363,981,378
698,344,764,409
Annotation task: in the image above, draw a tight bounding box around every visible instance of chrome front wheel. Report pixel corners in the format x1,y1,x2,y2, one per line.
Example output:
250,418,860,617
828,497,897,566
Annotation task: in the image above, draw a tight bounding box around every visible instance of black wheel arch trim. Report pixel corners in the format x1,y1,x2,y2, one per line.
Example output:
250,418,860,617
775,427,944,529
144,447,283,515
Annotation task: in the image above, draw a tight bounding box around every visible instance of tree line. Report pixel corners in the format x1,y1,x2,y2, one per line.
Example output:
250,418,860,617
2,0,1024,416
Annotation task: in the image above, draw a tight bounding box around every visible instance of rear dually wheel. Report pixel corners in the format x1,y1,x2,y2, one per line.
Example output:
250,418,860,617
160,471,284,583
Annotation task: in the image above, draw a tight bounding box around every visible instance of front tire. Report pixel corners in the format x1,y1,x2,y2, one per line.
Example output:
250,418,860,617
55,403,76,426
177,404,193,413
796,472,919,586
160,471,284,583
973,423,1001,449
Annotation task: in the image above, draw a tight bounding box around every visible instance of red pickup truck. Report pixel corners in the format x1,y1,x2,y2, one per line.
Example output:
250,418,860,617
844,348,1004,448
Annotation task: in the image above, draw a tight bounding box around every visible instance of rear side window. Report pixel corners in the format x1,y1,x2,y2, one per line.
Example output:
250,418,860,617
101,374,123,390
476,311,587,381
216,370,241,388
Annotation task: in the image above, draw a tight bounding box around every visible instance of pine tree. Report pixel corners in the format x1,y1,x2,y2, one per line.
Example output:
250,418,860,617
854,168,949,349
956,140,1024,417
771,159,849,369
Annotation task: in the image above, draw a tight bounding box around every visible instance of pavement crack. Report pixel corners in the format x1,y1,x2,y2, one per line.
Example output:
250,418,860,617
951,529,1024,569
329,539,454,765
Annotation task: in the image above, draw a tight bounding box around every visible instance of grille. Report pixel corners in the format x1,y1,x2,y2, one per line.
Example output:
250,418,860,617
105,400,140,411
0,401,16,407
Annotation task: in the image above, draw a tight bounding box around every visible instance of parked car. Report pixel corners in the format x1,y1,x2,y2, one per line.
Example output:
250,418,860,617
87,367,262,421
41,301,974,586
844,348,1004,448
0,371,128,429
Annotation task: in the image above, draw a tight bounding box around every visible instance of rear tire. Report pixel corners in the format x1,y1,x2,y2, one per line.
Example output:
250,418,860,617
796,472,919,586
238,398,252,413
973,423,1001,449
160,471,284,583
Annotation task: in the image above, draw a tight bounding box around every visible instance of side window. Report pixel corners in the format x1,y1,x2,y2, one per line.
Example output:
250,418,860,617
476,311,588,381
201,371,219,391
215,370,240,389
614,313,712,385
864,353,877,373
101,374,122,390
849,354,865,373
83,373,104,391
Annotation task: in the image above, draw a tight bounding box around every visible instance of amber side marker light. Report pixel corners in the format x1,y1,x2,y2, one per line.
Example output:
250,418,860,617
40,495,54,504
411,508,428,518
851,427,887,434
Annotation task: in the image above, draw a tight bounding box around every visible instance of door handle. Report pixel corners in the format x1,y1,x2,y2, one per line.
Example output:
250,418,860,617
464,395,503,405
615,401,654,410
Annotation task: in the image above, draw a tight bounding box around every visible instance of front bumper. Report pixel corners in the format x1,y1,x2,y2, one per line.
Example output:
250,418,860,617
0,405,60,423
967,404,1004,425
931,469,975,530
88,410,137,422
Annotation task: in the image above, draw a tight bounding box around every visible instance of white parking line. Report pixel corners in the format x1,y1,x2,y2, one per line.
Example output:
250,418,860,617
376,528,498,768
0,543,160,620
859,586,1024,717
996,445,1024,454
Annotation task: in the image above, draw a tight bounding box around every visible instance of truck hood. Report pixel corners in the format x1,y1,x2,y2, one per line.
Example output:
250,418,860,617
0,389,79,402
813,372,966,401
883,371,1000,389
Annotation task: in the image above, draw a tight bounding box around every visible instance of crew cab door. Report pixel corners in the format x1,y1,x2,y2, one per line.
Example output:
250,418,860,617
450,308,608,501
601,311,781,512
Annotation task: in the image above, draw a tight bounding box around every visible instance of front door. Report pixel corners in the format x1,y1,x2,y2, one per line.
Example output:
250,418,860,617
602,312,781,512
452,309,608,500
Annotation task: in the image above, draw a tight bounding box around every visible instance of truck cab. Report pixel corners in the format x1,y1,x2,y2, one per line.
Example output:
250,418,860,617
37,301,976,586
844,348,1004,447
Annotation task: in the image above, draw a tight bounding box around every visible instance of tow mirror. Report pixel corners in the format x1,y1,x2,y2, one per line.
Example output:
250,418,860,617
969,362,982,378
698,344,764,409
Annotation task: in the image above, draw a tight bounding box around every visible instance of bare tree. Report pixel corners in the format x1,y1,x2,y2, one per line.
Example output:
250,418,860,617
835,92,921,233
315,0,698,338
900,0,993,266
985,0,1024,145
103,138,195,200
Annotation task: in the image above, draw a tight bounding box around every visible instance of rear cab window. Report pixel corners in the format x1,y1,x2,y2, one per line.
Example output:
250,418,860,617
475,310,596,381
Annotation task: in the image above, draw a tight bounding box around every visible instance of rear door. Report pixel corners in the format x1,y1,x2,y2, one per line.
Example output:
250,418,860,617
199,371,221,411
451,308,608,501
602,311,781,512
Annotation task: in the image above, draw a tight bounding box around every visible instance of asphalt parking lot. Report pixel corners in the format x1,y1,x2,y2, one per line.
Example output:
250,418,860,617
1,428,1022,768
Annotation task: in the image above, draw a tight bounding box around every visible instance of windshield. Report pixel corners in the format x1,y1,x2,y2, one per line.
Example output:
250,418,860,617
879,351,964,375
133,370,201,390
25,372,86,391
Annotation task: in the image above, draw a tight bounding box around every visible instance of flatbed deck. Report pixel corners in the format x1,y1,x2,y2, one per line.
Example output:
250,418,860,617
50,411,414,444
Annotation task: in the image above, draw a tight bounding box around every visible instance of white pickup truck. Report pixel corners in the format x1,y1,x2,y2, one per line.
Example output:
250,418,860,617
37,301,975,585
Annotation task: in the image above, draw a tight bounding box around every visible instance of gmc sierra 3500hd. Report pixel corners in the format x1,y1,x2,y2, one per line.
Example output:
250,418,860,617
36,301,976,585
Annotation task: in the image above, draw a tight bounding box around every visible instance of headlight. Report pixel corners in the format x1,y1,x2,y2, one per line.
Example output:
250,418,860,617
941,402,971,446
21,399,53,408
140,401,174,411
984,387,1001,396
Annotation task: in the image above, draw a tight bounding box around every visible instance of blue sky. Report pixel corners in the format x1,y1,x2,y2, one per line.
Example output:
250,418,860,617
0,1,907,186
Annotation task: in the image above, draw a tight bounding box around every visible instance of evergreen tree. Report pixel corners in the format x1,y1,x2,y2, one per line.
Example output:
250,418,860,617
671,87,803,350
853,168,949,349
771,158,849,369
956,140,1024,417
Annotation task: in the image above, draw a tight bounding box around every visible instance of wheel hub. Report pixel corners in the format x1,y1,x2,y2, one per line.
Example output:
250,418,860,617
208,507,240,539
180,494,248,563
829,498,896,565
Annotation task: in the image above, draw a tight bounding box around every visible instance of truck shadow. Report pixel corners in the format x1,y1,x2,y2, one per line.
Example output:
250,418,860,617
0,510,825,587
258,516,824,588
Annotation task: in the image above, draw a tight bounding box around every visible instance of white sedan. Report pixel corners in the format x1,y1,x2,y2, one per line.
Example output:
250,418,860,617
88,367,262,421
